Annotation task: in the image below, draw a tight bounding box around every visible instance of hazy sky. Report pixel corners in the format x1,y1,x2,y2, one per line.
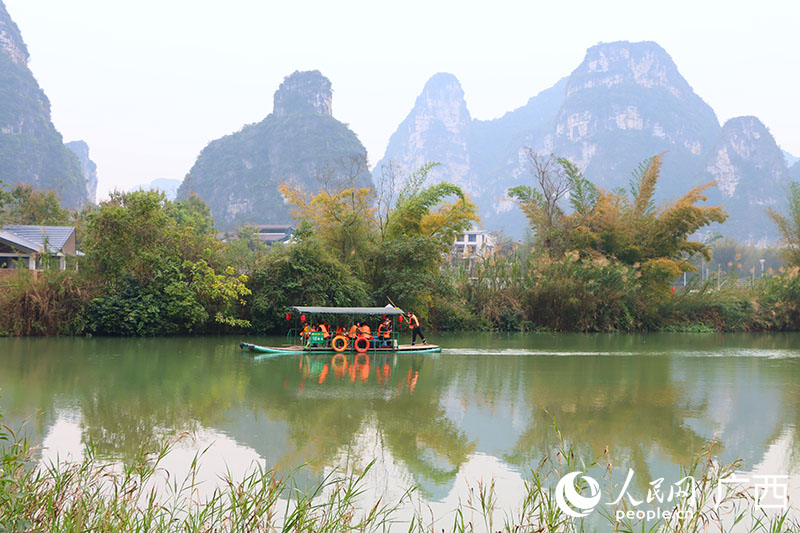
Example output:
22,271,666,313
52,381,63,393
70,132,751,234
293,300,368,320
4,0,799,200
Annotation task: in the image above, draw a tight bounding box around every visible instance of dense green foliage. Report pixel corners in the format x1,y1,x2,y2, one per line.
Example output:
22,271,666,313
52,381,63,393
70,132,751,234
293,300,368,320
0,190,249,337
80,191,249,335
247,237,368,333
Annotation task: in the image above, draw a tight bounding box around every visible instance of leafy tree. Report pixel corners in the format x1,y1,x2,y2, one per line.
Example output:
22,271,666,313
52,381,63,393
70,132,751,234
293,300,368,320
0,184,71,225
0,180,10,212
247,239,367,332
510,153,728,299
83,190,249,334
584,155,727,294
508,151,596,257
767,180,800,266
370,235,450,315
83,190,217,282
185,260,250,328
219,225,271,275
384,162,479,248
279,155,375,272
165,194,216,236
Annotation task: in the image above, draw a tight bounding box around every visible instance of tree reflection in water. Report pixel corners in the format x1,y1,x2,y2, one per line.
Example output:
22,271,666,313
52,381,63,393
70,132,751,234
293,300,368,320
1,333,799,502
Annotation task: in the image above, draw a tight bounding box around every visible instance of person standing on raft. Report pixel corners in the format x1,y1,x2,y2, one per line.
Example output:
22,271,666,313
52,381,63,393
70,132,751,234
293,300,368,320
407,312,426,345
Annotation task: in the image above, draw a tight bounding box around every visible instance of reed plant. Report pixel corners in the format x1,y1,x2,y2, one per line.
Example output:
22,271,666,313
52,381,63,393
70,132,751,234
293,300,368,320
1,410,797,532
0,269,93,336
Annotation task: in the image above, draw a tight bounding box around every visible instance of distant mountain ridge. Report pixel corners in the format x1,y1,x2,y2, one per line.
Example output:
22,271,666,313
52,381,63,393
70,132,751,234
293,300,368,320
377,41,793,244
132,178,181,201
65,140,98,204
178,70,370,230
0,1,88,208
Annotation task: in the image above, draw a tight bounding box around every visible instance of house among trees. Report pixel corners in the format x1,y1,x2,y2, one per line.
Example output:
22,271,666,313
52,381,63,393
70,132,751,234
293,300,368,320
216,224,295,245
0,225,78,271
453,227,496,257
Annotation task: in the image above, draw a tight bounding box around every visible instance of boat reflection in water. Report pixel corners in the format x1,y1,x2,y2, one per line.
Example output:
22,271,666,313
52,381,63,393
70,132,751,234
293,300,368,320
295,352,426,393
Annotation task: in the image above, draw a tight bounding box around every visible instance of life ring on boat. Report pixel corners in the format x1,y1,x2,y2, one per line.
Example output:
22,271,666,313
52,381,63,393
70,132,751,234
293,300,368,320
354,337,369,353
331,335,348,353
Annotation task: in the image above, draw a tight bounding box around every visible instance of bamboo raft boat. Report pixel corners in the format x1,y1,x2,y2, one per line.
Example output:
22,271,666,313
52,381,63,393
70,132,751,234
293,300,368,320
239,305,441,355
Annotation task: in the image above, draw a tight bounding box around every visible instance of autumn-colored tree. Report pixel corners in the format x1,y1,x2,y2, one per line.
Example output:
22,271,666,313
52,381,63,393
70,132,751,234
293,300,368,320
582,155,727,295
508,151,596,257
279,155,375,272
279,158,479,313
510,153,728,297
384,162,479,248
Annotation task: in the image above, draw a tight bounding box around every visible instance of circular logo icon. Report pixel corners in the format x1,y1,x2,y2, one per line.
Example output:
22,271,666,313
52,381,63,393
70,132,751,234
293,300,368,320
555,471,602,518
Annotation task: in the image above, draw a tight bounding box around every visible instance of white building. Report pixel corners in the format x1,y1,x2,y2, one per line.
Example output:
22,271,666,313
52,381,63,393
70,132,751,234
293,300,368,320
452,227,496,257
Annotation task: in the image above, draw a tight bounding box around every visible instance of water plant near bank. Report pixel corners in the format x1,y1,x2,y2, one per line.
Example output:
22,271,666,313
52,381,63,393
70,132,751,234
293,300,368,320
1,409,797,532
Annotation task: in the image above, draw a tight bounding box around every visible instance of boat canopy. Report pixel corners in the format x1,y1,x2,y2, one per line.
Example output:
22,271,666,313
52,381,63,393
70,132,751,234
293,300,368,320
289,305,404,316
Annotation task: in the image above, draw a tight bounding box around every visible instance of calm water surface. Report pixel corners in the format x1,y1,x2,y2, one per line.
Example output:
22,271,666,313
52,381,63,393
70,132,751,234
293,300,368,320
1,332,799,520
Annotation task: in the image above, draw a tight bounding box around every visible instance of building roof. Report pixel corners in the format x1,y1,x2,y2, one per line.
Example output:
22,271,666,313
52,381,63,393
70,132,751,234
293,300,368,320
289,305,405,316
1,225,76,253
254,224,293,232
0,229,41,252
258,233,291,242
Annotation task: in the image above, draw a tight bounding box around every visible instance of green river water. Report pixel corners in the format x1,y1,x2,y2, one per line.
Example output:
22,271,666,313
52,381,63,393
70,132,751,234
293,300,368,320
1,332,799,524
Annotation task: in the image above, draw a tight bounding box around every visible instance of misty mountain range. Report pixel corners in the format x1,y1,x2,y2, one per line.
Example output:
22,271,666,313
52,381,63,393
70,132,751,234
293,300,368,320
1,0,797,244
376,41,797,244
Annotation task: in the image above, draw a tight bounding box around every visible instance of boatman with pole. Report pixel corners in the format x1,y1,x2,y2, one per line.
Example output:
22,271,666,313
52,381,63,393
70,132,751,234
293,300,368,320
407,311,426,345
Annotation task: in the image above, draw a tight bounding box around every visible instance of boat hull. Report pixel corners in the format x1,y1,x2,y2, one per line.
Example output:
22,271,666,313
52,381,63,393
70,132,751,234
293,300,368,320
239,342,441,355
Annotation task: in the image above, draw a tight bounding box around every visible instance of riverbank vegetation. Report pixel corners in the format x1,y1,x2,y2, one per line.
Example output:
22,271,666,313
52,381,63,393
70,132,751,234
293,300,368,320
1,152,799,336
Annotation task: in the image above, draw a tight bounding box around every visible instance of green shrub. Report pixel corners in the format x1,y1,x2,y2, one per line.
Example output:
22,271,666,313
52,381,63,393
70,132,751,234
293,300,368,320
86,274,207,336
521,253,636,332
247,240,367,333
756,266,800,330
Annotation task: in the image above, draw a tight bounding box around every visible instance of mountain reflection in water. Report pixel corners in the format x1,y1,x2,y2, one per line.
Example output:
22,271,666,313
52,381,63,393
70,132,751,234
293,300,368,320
1,333,799,506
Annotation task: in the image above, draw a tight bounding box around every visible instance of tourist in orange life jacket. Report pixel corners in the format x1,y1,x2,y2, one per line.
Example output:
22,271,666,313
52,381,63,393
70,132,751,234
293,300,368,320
378,317,392,346
407,312,426,345
358,322,372,338
348,323,359,340
318,321,330,340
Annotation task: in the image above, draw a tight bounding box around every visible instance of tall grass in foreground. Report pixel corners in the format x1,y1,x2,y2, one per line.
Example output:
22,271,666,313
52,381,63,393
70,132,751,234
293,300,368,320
1,413,798,532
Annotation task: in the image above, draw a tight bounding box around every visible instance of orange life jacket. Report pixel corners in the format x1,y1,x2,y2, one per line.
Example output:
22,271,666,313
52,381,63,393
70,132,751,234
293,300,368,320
378,321,392,338
319,323,329,338
348,325,358,339
359,324,372,338
409,314,419,328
